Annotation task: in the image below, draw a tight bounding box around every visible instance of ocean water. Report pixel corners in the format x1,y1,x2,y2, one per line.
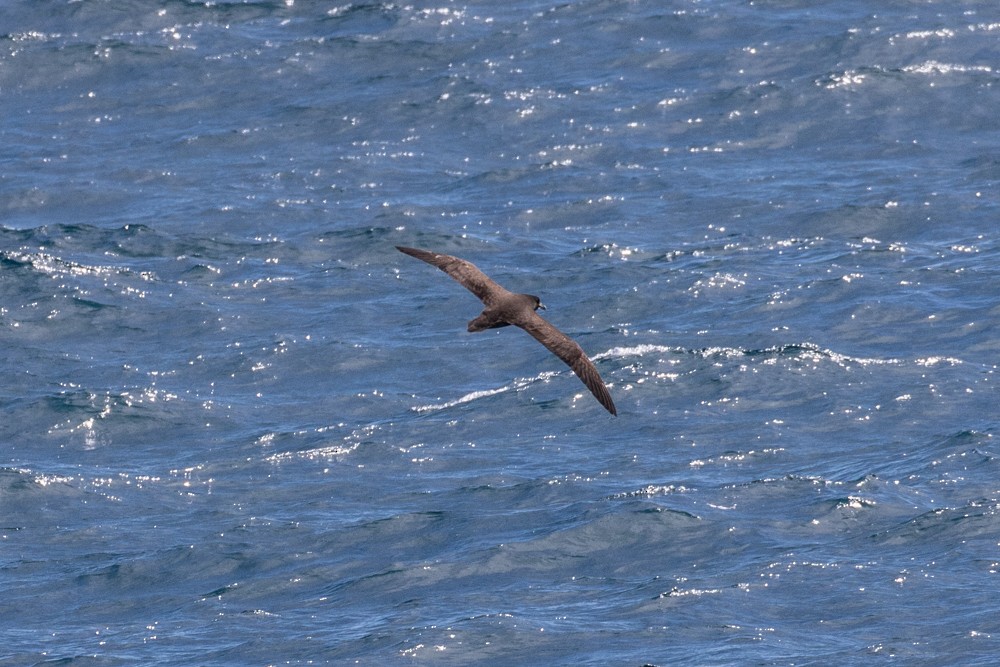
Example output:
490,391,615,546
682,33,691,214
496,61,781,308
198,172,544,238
2,0,999,664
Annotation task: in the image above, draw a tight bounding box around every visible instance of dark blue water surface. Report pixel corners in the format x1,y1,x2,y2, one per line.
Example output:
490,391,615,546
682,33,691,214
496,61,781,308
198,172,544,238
3,1,999,664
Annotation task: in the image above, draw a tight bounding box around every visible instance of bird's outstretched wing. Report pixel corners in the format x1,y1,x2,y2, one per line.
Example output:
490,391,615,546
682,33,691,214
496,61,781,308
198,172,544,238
515,311,617,416
396,246,507,305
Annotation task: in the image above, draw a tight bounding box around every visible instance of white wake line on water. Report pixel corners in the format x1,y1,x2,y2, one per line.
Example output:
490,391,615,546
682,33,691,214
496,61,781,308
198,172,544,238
412,386,508,413
595,344,678,359
598,341,966,369
409,344,658,413
412,371,561,413
408,340,972,415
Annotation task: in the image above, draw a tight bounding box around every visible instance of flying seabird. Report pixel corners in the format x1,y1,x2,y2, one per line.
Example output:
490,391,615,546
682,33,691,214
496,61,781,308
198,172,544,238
396,245,617,416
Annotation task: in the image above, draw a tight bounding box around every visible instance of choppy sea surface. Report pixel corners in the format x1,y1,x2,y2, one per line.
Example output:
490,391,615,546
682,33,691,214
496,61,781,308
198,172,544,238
3,1,999,665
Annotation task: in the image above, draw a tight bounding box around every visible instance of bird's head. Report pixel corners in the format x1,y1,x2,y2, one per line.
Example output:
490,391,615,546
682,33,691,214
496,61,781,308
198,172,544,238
530,295,546,311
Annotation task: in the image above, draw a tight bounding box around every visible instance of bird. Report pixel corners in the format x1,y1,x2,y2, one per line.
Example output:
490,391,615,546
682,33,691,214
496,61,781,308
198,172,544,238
395,245,616,415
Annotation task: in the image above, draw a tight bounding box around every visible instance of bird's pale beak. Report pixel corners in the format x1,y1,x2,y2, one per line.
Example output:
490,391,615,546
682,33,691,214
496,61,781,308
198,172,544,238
537,302,546,310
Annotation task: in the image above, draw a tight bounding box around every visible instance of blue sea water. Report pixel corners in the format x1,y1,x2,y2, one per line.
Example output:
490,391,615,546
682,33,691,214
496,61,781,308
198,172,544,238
2,0,999,664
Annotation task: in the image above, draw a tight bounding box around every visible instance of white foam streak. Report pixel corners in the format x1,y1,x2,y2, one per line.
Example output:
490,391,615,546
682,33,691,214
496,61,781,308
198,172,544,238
411,371,563,413
598,344,677,359
412,386,510,413
600,341,918,369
